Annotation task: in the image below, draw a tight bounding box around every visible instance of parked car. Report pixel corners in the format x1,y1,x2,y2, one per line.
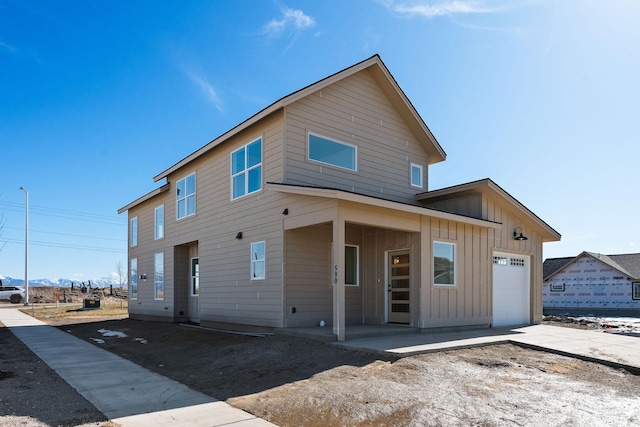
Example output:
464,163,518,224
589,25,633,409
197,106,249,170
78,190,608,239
0,286,26,304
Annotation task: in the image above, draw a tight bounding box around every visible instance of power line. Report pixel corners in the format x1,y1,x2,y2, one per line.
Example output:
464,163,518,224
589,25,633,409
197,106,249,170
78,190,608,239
1,238,126,254
4,226,125,243
0,201,126,226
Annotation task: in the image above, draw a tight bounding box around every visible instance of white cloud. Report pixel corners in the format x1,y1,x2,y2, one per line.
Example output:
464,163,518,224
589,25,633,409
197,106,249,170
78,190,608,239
0,41,16,53
185,69,223,112
263,6,315,37
386,1,499,18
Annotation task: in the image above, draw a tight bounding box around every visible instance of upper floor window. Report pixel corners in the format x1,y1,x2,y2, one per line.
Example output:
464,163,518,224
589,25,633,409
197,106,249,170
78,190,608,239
231,138,262,200
251,241,265,280
433,241,456,286
177,173,196,219
633,282,640,300
308,133,356,171
130,217,138,247
410,163,424,189
155,205,164,239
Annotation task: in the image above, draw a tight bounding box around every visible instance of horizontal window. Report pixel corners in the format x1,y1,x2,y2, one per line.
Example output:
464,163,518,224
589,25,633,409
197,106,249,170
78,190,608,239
308,133,356,171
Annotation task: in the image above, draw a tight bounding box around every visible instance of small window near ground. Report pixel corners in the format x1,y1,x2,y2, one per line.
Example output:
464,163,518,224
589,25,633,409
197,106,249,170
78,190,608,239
231,138,262,200
177,173,196,219
251,241,265,280
130,258,138,300
191,258,199,296
155,206,164,239
410,163,424,189
633,282,640,300
345,245,359,286
308,132,356,171
154,252,164,300
130,217,138,247
434,241,455,286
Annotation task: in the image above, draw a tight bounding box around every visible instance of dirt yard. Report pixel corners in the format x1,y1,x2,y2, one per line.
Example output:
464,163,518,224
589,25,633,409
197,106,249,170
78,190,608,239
2,309,640,426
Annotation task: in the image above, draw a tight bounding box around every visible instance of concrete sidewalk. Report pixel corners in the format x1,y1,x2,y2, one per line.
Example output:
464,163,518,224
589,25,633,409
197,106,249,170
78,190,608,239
335,323,640,371
0,308,276,427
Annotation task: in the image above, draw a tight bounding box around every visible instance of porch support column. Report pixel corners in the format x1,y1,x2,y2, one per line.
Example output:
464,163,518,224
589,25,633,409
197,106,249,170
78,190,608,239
332,211,346,341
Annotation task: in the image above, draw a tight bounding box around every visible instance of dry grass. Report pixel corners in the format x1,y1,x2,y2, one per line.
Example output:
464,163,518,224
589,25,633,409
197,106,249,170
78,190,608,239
20,300,129,322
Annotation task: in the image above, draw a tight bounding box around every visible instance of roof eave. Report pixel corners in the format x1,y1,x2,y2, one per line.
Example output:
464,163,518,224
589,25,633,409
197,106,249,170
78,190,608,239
117,183,170,214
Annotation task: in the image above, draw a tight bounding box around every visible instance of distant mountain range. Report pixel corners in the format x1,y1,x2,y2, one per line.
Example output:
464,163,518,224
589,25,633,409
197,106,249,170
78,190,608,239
0,276,121,288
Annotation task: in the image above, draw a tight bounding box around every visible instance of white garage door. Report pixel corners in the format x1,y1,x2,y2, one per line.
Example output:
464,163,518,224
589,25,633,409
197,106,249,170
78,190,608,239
492,252,530,327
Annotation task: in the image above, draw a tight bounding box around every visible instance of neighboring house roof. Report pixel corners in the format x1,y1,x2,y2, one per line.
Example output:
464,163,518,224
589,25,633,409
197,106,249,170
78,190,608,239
416,178,561,242
543,251,640,281
152,54,447,183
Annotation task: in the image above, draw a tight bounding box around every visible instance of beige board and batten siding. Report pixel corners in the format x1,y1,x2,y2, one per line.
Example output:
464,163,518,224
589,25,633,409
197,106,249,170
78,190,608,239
420,217,492,328
422,191,547,325
284,69,429,204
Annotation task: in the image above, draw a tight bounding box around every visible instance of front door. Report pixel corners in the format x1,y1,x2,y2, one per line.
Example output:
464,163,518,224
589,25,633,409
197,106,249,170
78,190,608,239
387,250,410,324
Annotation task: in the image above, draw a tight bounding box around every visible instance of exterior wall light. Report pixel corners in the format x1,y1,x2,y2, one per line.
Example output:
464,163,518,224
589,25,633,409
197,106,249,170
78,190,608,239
513,227,528,241
235,232,243,239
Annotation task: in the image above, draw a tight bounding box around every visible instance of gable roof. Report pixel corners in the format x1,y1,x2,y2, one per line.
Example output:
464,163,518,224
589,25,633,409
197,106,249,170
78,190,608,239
153,54,446,183
544,251,640,280
416,178,561,242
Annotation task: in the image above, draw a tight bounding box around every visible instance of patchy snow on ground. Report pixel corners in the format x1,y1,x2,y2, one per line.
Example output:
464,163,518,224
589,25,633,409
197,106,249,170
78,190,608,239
96,328,128,338
90,338,105,344
545,314,640,336
133,337,148,344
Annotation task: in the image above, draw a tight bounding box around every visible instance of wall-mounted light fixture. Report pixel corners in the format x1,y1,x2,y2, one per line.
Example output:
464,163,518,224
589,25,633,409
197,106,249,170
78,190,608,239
140,274,147,281
513,227,528,241
235,232,243,239
282,208,289,215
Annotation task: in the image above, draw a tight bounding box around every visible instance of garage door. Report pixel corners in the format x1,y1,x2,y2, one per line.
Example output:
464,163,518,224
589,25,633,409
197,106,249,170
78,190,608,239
492,252,530,327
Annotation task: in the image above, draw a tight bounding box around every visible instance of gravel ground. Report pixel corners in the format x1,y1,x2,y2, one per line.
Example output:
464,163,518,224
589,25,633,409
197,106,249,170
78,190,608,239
1,311,639,426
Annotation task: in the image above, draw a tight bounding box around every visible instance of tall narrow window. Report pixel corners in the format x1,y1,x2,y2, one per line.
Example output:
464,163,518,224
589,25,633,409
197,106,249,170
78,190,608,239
633,282,640,300
308,133,356,171
410,163,424,189
130,258,138,300
155,206,164,239
176,173,196,219
345,245,359,286
191,258,199,296
251,241,265,280
231,138,262,200
130,217,138,247
154,252,164,300
433,241,456,286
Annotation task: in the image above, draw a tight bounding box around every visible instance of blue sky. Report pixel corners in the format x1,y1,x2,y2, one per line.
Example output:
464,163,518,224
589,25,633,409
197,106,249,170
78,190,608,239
1,0,639,282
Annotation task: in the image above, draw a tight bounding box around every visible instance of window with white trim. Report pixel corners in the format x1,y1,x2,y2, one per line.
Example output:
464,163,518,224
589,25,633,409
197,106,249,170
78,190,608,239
154,252,164,300
231,138,262,200
155,205,164,239
410,163,424,189
633,282,640,300
550,283,565,292
308,132,356,171
251,241,265,280
191,258,199,296
176,173,196,219
130,217,138,247
130,258,138,300
433,241,456,286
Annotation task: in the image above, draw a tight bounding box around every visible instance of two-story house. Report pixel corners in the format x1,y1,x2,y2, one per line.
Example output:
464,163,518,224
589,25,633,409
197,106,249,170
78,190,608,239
118,55,560,341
